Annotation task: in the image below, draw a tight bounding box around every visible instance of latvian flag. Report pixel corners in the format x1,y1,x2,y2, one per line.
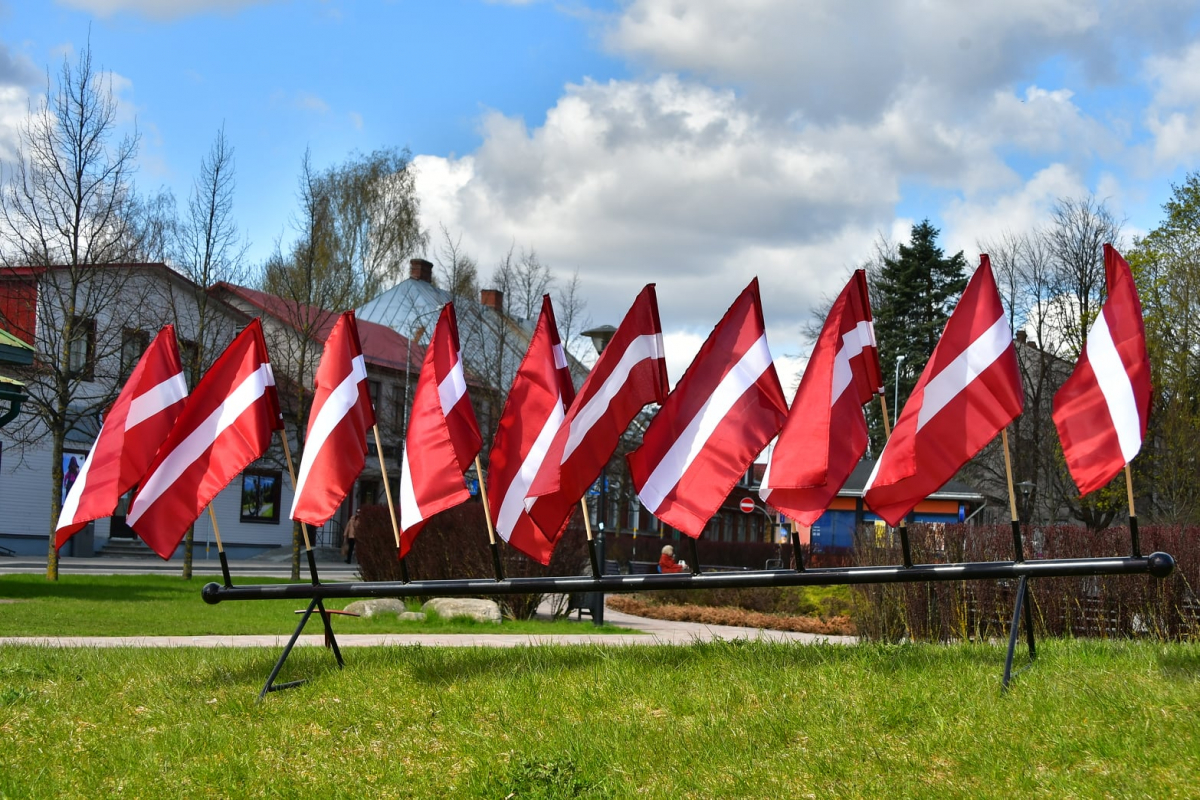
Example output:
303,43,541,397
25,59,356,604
627,278,788,537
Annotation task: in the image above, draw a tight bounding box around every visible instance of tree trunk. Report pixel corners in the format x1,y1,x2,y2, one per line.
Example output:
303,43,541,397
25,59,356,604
47,431,63,581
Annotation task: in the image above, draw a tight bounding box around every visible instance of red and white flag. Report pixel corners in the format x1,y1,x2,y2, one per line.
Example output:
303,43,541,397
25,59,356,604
1053,244,1152,496
525,284,669,546
128,319,283,559
627,279,787,538
56,326,188,550
864,256,1023,526
398,304,481,556
290,311,376,527
487,295,576,564
760,270,883,526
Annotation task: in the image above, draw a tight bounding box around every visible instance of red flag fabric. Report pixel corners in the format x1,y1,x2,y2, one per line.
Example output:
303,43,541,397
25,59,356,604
487,295,577,564
627,279,787,538
398,304,481,556
127,319,283,559
864,256,1023,526
290,311,377,526
1052,244,1153,496
760,270,882,526
525,284,669,547
56,326,188,549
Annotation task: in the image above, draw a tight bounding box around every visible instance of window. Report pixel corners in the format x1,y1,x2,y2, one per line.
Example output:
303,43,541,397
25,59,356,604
179,339,199,387
240,469,282,523
120,329,149,378
368,380,381,413
393,383,405,433
67,316,96,380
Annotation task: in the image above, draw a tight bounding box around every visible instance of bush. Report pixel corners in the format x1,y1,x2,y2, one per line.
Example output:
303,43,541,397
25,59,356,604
353,501,588,620
850,523,1200,642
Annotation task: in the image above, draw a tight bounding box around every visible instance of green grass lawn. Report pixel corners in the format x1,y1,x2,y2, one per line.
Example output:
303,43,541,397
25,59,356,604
0,574,628,636
1,639,1197,797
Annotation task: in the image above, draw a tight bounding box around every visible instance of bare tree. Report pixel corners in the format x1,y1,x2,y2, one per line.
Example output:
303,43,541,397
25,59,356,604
0,43,152,579
434,223,478,302
1043,196,1123,359
163,125,249,578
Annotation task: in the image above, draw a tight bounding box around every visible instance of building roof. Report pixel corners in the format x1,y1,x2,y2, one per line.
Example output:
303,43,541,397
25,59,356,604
0,327,33,366
357,273,582,394
212,283,419,373
838,458,984,502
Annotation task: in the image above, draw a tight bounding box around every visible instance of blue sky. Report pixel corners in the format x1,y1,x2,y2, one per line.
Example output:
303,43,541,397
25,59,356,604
3,0,1200,383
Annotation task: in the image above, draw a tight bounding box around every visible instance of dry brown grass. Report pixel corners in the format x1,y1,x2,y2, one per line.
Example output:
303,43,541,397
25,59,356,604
608,595,857,635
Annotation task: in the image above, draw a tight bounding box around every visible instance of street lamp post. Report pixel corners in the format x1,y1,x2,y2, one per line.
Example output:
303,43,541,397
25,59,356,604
893,354,906,418
582,324,617,626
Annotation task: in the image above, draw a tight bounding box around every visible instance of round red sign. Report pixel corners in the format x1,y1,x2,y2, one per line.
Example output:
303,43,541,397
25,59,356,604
739,497,755,514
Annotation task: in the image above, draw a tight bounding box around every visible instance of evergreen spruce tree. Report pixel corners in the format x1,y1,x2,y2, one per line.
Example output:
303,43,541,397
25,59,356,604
874,220,968,428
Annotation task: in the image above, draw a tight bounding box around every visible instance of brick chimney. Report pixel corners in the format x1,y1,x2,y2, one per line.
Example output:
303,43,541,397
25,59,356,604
480,289,504,311
409,258,433,283
1015,330,1027,346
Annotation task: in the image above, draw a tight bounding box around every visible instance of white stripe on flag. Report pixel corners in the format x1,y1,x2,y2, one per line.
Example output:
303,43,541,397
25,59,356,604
831,320,874,406
638,334,774,512
127,364,273,525
552,343,568,370
496,400,565,541
125,372,188,430
438,352,468,417
916,316,1012,433
562,334,661,463
398,440,421,530
1087,309,1143,462
57,429,99,528
290,355,368,517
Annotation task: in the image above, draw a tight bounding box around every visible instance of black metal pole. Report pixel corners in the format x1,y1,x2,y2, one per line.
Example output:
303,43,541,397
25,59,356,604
688,536,702,575
217,551,233,588
1129,514,1142,559
399,556,411,584
791,530,805,572
1010,519,1026,563
898,523,913,569
259,598,318,700
490,541,506,582
305,547,321,585
315,599,345,667
1002,575,1029,691
205,552,1176,605
1022,580,1036,660
594,530,606,626
586,538,601,579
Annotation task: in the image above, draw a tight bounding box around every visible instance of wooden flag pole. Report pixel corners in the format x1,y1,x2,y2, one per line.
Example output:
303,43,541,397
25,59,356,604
207,505,232,588
1000,428,1025,562
372,425,402,549
877,394,913,568
473,455,505,582
372,424,408,581
1125,464,1141,559
277,430,321,585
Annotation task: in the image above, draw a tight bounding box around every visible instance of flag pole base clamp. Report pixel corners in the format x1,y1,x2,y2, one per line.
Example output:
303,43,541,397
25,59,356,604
202,551,1176,698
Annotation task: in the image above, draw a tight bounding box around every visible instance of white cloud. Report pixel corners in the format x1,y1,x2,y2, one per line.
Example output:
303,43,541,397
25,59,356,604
1144,41,1200,169
606,0,1197,123
55,0,277,19
294,92,329,114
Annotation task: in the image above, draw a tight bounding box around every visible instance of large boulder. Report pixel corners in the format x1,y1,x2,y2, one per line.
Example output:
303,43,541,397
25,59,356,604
421,597,502,624
342,598,424,621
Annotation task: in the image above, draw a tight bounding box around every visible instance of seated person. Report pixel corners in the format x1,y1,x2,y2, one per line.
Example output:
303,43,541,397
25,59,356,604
658,544,687,574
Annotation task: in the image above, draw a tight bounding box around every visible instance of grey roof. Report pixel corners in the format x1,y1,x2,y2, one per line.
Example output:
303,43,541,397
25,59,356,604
838,458,983,502
357,278,582,393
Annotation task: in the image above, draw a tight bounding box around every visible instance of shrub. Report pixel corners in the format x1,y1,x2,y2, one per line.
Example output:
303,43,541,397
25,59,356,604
353,500,588,620
850,523,1200,642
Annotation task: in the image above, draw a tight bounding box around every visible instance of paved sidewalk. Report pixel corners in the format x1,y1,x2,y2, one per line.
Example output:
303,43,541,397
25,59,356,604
0,604,857,649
